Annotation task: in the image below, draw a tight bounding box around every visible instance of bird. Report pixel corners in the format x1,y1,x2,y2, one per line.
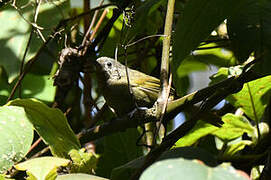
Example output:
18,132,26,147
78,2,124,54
95,57,174,116
95,57,223,127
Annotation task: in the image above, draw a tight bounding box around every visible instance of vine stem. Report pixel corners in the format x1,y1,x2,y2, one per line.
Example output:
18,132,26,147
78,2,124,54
153,0,175,144
131,0,176,178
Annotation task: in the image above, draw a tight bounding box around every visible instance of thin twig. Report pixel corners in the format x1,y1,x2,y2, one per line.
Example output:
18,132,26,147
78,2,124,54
126,34,166,48
26,138,42,156
11,1,44,30
89,9,109,41
18,27,34,98
81,0,104,48
17,0,41,98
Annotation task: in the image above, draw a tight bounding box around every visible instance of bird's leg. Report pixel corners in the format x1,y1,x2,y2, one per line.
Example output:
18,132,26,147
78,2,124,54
127,107,148,118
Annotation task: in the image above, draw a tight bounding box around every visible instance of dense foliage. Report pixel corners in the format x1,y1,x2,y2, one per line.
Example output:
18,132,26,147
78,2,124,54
0,0,271,179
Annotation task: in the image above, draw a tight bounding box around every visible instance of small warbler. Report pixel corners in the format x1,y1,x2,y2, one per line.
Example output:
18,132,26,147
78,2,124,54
96,57,174,116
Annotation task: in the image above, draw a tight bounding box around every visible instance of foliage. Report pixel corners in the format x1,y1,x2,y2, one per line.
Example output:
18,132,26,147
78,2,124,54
0,0,271,179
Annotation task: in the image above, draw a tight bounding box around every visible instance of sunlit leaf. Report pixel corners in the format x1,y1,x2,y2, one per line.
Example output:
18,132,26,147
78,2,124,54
7,99,80,158
15,157,70,180
175,113,254,147
223,140,252,156
0,106,33,173
227,76,271,122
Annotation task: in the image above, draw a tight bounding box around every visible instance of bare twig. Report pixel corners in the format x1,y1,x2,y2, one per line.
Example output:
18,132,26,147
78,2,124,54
125,34,166,48
81,0,105,49
18,27,34,98
89,9,108,42
62,4,115,24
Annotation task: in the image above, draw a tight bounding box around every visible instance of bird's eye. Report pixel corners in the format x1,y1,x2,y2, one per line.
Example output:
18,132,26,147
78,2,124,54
106,62,112,67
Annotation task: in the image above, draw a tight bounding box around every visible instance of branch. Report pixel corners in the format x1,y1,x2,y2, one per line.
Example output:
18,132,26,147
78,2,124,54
154,0,175,144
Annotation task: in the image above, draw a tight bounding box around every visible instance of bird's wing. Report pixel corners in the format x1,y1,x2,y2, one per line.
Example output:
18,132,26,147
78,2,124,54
129,70,175,99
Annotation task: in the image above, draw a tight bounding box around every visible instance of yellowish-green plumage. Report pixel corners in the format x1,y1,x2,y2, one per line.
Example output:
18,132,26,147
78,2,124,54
96,57,174,116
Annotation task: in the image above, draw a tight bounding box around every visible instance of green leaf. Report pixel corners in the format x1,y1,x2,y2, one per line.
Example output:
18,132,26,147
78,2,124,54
96,128,143,178
15,157,70,180
210,68,271,122
227,76,271,122
173,0,246,70
111,147,217,180
175,114,254,147
140,158,249,180
7,99,80,158
0,74,56,104
69,149,99,174
192,43,236,67
213,114,254,142
0,106,33,174
175,57,207,96
209,67,229,85
223,140,252,156
20,74,56,102
175,120,218,147
0,0,69,82
56,174,109,180
177,57,208,77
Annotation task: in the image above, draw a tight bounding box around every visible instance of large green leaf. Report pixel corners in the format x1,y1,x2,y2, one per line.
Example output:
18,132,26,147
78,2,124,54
140,158,249,180
15,157,70,180
210,67,271,122
111,147,217,180
0,106,33,173
0,0,69,82
227,76,271,122
7,99,80,158
173,0,246,72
